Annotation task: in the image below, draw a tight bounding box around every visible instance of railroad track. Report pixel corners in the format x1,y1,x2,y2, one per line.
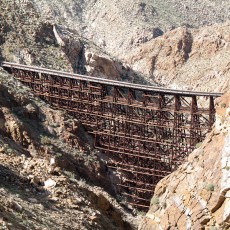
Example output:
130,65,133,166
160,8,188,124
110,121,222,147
1,61,223,97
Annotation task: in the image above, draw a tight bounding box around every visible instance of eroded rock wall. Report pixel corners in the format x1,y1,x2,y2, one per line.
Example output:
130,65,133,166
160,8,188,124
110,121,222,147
32,0,230,58
124,23,230,93
139,94,230,229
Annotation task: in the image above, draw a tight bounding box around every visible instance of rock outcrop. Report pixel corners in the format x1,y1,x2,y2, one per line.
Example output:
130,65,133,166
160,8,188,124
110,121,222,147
32,0,230,58
53,25,84,72
124,22,230,92
0,1,143,84
1,0,230,92
85,52,124,80
139,94,230,229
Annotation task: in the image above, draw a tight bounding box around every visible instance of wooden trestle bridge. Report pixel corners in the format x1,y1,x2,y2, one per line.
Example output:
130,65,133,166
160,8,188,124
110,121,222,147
2,61,222,210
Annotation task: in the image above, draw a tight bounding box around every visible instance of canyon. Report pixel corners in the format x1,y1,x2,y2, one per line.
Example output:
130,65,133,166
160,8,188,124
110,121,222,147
0,0,230,229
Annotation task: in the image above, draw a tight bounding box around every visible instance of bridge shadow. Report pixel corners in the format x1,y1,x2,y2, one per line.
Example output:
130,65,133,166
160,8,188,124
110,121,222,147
0,164,64,228
0,163,57,209
0,81,115,199
52,142,116,196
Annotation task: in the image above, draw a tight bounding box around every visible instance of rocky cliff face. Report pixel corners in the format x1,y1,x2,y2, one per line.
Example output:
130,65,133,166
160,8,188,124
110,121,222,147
0,0,148,86
1,0,230,88
123,22,230,93
139,94,230,229
32,0,230,59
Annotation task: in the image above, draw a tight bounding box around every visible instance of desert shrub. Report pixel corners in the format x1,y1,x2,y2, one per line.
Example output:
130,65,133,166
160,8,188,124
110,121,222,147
64,170,75,179
137,211,146,216
151,196,159,205
221,103,227,108
195,142,202,148
205,183,214,192
210,226,219,230
40,135,51,145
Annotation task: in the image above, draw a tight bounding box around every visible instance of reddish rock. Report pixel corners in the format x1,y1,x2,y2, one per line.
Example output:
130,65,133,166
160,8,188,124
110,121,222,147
139,93,230,229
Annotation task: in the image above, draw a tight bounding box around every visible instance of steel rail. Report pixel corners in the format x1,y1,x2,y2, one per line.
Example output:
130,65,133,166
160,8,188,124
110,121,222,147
2,61,223,97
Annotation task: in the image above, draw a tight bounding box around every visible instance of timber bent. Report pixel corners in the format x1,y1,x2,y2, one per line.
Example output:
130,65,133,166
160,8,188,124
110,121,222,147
1,61,223,210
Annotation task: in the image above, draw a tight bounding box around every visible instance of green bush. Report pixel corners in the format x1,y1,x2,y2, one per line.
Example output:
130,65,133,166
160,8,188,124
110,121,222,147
224,166,230,171
209,226,219,230
221,103,227,108
205,183,214,192
195,142,202,148
40,135,51,145
151,196,159,205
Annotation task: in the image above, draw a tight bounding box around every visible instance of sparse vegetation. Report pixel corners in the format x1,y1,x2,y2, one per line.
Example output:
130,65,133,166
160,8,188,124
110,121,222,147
210,226,219,230
196,142,202,148
205,183,215,192
64,170,76,179
161,201,167,209
221,103,227,108
56,152,63,158
116,194,124,202
6,148,13,154
3,144,14,154
137,211,146,216
40,135,51,145
151,196,159,205
78,178,86,187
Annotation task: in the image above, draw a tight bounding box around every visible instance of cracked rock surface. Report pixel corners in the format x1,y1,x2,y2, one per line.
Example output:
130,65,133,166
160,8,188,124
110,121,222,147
139,94,230,229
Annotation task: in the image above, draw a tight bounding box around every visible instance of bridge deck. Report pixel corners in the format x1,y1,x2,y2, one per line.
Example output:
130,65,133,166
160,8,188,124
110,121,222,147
1,61,223,97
